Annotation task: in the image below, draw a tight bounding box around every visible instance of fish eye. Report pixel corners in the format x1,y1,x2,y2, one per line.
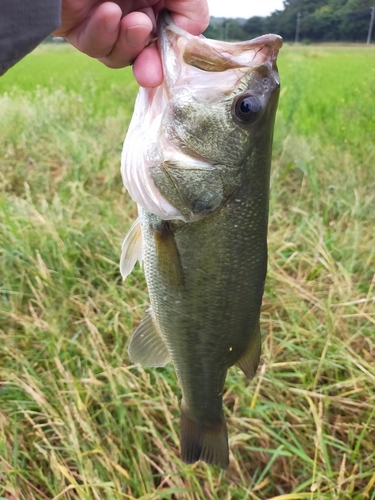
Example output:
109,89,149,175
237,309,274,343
233,95,262,124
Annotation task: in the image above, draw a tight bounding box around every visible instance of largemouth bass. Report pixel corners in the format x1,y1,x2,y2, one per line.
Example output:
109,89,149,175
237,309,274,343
121,10,282,469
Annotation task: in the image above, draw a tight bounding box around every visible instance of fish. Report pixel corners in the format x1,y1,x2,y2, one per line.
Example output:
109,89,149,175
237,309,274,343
120,9,282,469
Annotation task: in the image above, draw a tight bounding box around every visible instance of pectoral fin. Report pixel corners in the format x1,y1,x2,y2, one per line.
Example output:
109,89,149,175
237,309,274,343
153,220,184,287
235,323,261,379
120,218,143,280
128,309,171,367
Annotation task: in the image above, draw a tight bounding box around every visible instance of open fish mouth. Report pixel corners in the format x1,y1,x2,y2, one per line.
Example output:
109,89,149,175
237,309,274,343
158,10,282,83
152,10,283,110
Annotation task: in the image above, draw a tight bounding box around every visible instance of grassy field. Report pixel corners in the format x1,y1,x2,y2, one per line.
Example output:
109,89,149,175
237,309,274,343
0,42,374,499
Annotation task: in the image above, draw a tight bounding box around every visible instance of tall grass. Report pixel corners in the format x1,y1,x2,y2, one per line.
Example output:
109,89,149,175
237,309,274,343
0,44,374,499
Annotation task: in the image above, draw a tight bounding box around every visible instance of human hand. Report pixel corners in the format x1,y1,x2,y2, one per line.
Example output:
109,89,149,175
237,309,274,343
53,0,209,87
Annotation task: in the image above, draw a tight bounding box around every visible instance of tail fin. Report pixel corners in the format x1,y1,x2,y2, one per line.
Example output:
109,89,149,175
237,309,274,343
180,402,229,469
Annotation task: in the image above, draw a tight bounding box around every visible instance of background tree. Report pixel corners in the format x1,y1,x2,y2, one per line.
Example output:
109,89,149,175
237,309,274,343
205,0,375,43
243,16,267,38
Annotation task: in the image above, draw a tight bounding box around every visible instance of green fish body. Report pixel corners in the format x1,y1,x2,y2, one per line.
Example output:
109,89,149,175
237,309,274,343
121,10,282,469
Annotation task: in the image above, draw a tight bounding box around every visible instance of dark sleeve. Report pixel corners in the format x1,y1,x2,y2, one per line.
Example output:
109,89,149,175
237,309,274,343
0,0,62,76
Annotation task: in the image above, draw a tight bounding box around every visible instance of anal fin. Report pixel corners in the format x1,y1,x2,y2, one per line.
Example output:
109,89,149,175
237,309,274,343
128,309,171,367
235,322,261,379
120,218,142,280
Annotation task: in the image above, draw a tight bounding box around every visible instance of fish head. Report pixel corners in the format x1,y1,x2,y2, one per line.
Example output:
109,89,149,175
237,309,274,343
156,9,282,167
121,10,282,220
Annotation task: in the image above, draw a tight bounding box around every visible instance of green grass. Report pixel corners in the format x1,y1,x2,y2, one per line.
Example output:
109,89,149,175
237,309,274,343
0,43,374,499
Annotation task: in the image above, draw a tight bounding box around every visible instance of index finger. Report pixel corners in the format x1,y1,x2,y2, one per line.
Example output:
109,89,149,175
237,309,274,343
163,0,210,35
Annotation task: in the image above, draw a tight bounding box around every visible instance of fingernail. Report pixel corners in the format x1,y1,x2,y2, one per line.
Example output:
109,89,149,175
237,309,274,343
126,26,150,47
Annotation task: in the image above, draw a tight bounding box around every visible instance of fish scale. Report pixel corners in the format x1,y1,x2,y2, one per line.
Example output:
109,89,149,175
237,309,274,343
120,9,282,468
